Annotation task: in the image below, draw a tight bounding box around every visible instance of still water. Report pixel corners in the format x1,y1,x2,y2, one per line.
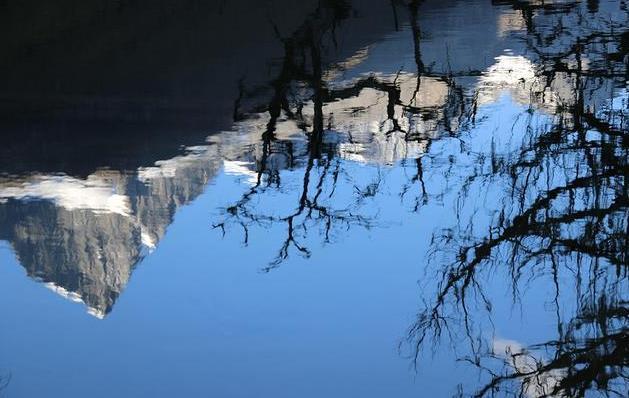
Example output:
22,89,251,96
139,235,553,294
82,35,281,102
0,0,627,396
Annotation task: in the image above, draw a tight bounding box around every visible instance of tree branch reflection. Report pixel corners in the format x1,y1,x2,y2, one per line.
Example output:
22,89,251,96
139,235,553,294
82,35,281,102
407,1,628,396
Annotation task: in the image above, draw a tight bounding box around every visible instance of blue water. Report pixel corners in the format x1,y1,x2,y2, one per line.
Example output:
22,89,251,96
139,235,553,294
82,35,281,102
0,1,626,397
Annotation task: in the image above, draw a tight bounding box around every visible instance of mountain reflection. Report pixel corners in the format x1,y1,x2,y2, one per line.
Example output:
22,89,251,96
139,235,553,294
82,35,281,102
0,152,222,317
0,0,627,395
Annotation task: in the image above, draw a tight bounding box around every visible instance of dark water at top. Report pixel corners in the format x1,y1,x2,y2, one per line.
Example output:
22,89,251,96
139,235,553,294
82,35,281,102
0,1,627,396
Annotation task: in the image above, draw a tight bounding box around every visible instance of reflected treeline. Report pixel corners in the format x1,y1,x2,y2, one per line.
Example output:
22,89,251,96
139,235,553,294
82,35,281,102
216,0,379,268
406,1,628,396
215,0,482,265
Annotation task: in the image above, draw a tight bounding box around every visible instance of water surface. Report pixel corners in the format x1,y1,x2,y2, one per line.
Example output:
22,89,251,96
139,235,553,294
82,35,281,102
0,0,627,396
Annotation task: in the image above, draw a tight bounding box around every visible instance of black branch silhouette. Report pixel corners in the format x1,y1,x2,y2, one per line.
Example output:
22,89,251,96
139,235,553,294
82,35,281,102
216,0,478,267
407,1,628,396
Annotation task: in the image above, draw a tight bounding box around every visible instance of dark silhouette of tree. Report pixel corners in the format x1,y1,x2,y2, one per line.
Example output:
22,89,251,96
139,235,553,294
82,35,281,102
406,1,628,396
471,297,628,397
218,1,628,392
214,1,378,269
216,0,480,267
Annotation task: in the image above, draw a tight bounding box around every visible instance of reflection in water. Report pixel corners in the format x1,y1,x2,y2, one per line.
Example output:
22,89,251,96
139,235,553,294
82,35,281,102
404,1,629,396
0,373,8,393
0,0,627,396
0,157,221,317
215,0,478,267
